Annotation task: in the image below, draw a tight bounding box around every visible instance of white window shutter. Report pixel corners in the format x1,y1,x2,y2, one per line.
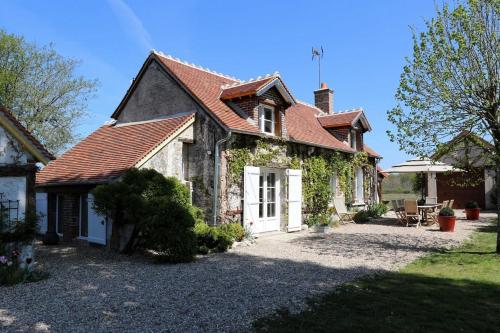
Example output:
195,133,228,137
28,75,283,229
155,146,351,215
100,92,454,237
287,169,302,232
356,168,364,203
243,166,260,233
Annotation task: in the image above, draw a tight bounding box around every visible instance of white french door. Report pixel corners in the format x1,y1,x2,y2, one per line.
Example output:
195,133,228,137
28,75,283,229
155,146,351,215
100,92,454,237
257,170,280,233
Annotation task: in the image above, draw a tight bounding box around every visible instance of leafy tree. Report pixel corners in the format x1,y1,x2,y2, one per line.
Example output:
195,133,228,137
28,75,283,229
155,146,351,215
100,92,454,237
387,0,499,251
0,29,98,154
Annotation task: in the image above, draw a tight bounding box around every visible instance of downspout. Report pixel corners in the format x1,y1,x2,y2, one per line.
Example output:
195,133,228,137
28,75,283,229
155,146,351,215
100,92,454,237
213,131,232,226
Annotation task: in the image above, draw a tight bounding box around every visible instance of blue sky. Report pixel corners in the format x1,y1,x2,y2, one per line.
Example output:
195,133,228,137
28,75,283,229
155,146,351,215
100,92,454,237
0,0,438,168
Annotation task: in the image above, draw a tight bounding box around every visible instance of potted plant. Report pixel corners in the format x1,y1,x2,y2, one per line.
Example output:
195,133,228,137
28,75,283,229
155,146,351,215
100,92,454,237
465,201,480,220
438,207,456,232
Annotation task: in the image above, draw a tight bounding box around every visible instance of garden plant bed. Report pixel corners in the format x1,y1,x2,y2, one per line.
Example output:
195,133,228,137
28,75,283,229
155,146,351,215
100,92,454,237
0,211,492,332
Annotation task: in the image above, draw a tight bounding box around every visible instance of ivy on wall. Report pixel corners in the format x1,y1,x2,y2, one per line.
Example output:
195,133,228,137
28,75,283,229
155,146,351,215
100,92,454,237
226,136,373,223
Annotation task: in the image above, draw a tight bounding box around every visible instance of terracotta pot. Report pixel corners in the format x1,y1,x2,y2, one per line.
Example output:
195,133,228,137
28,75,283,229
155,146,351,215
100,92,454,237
438,216,456,232
465,208,480,220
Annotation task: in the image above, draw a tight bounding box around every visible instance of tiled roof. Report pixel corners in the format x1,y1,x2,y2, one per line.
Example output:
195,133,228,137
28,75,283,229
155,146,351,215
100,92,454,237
363,144,381,158
220,77,276,100
286,102,355,153
317,109,363,128
377,165,389,178
36,113,194,186
154,54,352,152
0,106,54,163
154,54,260,133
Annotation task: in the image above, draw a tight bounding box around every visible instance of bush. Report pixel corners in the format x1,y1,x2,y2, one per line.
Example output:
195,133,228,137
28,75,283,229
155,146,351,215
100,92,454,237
305,213,330,226
218,223,245,242
354,210,370,223
439,207,455,217
366,203,389,218
465,201,479,209
193,222,241,254
92,168,201,263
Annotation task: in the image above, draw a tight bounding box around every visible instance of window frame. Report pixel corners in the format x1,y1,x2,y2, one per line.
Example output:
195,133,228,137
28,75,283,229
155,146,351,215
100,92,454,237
259,104,276,135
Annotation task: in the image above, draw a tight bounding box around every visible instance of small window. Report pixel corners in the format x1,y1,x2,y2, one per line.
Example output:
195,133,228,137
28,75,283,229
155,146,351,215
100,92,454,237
350,130,357,149
259,105,275,135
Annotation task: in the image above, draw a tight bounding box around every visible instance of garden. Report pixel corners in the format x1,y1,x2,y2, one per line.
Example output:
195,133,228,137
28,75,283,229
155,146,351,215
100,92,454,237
0,208,46,286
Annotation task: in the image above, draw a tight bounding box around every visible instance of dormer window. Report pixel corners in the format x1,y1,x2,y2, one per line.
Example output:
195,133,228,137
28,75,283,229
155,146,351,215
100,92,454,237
350,130,357,149
259,105,275,135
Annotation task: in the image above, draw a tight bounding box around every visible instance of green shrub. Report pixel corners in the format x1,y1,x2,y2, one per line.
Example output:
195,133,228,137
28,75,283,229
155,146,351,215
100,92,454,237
439,207,455,216
193,222,238,254
305,213,330,226
218,223,245,242
465,201,479,209
92,168,201,263
367,203,388,218
354,210,370,223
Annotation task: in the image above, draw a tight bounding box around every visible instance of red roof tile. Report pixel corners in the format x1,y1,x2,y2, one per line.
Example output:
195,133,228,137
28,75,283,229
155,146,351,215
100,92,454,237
377,165,389,178
36,114,194,186
154,54,259,133
363,144,381,158
317,110,363,128
220,77,275,100
286,102,355,152
0,106,54,163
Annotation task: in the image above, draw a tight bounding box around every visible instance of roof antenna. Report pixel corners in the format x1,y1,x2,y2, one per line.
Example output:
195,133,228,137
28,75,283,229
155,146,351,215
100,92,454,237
312,46,324,89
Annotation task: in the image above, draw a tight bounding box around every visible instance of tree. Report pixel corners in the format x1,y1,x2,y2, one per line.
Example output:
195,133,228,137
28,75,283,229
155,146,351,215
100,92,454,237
387,0,499,251
0,30,98,154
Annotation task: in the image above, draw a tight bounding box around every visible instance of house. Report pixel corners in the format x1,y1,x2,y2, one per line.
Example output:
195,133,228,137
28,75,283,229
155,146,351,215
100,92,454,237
432,131,495,209
36,51,382,245
0,106,53,228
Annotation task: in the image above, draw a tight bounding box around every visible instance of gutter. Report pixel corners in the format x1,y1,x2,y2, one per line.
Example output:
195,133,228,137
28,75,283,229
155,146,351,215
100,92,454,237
212,131,232,226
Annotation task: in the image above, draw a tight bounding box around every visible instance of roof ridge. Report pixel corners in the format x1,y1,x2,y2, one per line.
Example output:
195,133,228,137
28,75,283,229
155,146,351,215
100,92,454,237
221,72,280,89
113,112,194,128
334,108,363,114
296,100,326,115
153,50,241,82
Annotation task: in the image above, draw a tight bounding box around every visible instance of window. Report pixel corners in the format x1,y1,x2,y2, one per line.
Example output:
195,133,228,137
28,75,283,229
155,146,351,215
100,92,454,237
79,194,88,238
181,143,189,181
258,171,277,219
350,130,357,149
259,105,275,135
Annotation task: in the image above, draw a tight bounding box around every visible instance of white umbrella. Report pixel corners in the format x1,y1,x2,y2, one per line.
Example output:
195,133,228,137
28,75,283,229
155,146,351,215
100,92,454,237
382,159,462,200
383,159,461,174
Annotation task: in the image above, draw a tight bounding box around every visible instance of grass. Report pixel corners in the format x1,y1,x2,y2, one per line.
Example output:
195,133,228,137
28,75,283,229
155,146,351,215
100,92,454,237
382,192,418,202
253,224,500,333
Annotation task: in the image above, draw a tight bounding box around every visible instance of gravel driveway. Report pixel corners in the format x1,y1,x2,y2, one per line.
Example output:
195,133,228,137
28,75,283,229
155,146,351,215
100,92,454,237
0,212,493,333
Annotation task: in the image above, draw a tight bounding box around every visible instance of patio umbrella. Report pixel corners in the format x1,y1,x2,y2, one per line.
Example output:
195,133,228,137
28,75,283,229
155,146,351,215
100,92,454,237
382,159,462,200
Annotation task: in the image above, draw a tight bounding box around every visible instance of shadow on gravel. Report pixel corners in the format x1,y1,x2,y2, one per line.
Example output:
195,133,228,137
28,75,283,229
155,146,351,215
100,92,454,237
1,244,384,333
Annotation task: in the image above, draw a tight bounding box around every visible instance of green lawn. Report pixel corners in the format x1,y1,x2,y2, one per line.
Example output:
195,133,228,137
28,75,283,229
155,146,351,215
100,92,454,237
382,192,418,202
253,224,500,333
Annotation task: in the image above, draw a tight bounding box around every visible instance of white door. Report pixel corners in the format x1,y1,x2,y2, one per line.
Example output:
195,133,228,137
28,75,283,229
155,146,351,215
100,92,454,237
243,166,260,234
87,194,106,245
258,170,280,232
35,192,48,234
244,166,281,234
287,169,302,232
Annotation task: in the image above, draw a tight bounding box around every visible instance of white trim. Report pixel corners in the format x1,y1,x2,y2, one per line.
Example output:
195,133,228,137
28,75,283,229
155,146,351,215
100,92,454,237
259,105,275,135
256,79,296,105
134,116,195,168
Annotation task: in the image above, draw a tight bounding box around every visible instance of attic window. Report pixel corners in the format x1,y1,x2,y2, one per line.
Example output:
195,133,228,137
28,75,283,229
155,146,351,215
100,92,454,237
259,105,275,135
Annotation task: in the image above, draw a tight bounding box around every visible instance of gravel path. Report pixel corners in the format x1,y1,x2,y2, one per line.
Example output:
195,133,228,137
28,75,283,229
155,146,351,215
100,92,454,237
0,211,493,333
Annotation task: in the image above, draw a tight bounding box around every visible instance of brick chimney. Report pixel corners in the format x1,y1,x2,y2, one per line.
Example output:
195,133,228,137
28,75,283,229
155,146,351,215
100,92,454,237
314,82,334,114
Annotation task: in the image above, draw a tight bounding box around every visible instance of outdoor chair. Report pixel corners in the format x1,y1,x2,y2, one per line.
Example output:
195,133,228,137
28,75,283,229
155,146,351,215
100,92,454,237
429,200,449,226
391,200,406,226
448,199,454,209
333,197,356,224
403,200,421,228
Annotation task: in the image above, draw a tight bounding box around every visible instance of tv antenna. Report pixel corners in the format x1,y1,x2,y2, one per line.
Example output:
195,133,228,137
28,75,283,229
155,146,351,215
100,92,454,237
312,46,324,89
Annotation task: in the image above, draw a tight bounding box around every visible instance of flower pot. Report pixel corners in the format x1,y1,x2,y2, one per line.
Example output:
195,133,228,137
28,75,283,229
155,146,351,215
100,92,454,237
465,208,480,220
311,225,332,234
438,216,456,232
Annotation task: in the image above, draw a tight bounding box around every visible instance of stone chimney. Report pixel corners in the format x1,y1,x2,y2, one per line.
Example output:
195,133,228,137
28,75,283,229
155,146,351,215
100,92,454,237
314,82,334,114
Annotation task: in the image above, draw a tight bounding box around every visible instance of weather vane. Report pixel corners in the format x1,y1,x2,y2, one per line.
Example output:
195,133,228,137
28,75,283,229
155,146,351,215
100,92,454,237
312,46,324,89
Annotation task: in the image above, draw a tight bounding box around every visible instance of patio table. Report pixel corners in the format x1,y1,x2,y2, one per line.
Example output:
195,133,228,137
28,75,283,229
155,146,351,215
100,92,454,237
418,204,441,223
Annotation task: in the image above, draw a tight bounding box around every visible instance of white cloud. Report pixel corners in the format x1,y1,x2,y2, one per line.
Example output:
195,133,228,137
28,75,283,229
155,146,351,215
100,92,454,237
106,0,153,51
